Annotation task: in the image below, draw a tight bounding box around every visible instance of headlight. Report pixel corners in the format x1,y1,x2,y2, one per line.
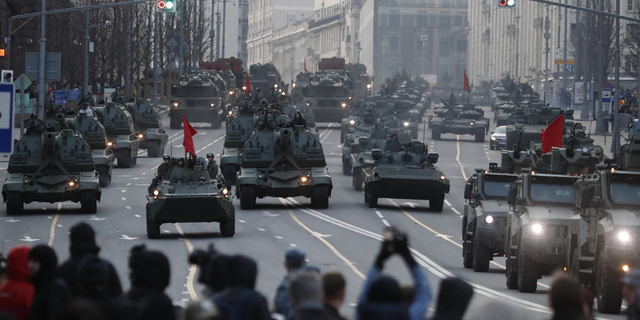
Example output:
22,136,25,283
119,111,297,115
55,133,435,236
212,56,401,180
229,91,234,95
469,122,475,126
222,188,228,195
153,190,159,196
292,83,296,88
281,91,286,95
491,136,496,141
274,84,278,88
229,111,233,116
403,122,409,127
341,103,347,108
138,134,144,139
619,231,630,242
367,84,371,89
107,141,113,147
210,103,215,107
68,181,75,186
485,215,494,224
440,175,446,180
173,102,179,107
242,86,247,90
301,176,308,182
350,120,355,125
532,224,543,234
623,265,630,272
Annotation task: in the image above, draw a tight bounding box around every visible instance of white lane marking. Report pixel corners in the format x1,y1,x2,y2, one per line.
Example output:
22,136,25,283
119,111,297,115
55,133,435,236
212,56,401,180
121,197,126,201
134,214,141,217
20,236,40,242
257,228,265,231
444,200,451,206
381,219,390,227
290,244,296,247
275,236,283,239
127,183,132,186
451,207,462,215
374,211,384,219
126,206,131,209
119,235,138,240
239,220,246,223
4,218,20,223
313,232,332,238
90,216,106,221
403,202,418,208
121,190,126,193
434,234,453,239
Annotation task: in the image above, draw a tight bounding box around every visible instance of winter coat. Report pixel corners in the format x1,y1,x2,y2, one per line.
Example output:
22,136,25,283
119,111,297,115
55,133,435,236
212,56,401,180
122,249,174,320
0,247,34,320
213,255,271,320
84,288,132,320
287,301,337,320
28,245,71,320
58,255,122,298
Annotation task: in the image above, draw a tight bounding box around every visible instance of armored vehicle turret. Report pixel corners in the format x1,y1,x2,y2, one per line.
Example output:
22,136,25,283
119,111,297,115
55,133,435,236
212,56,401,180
220,100,258,184
566,166,640,313
170,77,224,129
122,97,168,157
236,126,333,209
428,100,489,142
3,128,101,214
146,156,234,239
66,114,115,187
462,168,518,272
360,141,450,211
93,102,140,167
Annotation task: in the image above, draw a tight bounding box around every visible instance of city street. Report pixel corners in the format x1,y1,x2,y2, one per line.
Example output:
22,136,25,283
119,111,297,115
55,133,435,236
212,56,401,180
0,106,626,320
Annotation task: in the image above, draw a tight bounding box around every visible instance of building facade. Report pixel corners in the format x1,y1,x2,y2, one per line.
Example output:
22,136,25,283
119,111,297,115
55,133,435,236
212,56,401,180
204,0,249,64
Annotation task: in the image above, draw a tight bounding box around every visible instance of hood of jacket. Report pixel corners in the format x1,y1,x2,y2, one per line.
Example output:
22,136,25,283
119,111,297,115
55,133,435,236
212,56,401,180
226,255,257,289
28,245,59,289
431,278,473,320
6,246,31,282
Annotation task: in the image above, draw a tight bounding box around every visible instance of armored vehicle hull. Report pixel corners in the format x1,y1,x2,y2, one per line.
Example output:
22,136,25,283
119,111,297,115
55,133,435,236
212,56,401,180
170,77,224,129
2,130,101,214
220,103,257,184
94,103,140,168
124,99,168,157
137,128,168,157
66,114,115,187
429,102,490,142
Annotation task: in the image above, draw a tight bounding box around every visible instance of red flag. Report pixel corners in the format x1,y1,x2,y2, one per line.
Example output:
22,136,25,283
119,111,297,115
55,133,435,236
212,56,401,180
245,72,252,97
304,57,308,72
456,61,460,77
540,113,565,154
182,114,198,157
463,70,470,93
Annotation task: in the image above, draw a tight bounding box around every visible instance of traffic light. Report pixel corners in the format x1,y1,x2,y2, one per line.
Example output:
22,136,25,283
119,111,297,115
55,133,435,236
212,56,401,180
498,0,515,7
156,0,176,13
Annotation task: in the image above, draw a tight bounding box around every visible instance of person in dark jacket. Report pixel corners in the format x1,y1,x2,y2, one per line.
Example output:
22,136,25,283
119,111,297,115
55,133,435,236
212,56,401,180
322,272,347,320
549,274,585,320
357,229,431,320
290,112,306,127
273,248,306,317
213,255,271,320
121,245,174,320
0,246,34,320
28,244,71,320
428,277,473,320
58,223,122,298
287,271,335,320
76,257,131,320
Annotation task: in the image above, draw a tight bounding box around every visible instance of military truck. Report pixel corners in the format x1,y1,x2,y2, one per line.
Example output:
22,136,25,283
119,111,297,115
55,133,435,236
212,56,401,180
462,167,519,272
360,141,450,211
66,114,115,187
146,157,234,239
170,77,224,129
428,100,489,142
3,127,101,214
504,168,580,292
123,98,168,158
93,102,140,168
567,166,640,313
248,63,282,93
236,126,333,209
220,100,257,184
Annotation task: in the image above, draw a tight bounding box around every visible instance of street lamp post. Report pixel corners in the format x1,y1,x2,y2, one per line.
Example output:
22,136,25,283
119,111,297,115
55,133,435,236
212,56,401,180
515,14,520,79
420,30,428,76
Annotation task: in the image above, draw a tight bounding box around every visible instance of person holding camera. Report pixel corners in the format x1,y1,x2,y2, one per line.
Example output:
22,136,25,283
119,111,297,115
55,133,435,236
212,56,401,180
356,228,431,320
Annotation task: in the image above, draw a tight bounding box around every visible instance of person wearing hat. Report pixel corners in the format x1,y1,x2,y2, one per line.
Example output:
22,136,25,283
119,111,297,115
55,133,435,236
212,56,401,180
28,244,71,320
622,269,640,319
76,256,131,320
206,153,218,178
273,248,306,317
157,155,172,180
58,222,122,297
0,246,34,320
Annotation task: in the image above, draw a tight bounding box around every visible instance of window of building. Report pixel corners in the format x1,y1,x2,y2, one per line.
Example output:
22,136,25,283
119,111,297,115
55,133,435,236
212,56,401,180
440,38,449,55
570,23,576,41
417,15,427,28
380,13,388,26
627,24,639,43
389,35,399,51
628,0,633,10
441,0,450,8
456,39,467,53
439,15,450,29
454,16,463,27
390,13,400,26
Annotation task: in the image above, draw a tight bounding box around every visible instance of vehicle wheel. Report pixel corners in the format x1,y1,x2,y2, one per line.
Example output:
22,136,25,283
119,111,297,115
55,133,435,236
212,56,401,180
473,232,491,272
211,117,221,129
240,185,257,209
132,156,137,166
342,159,352,176
570,247,581,280
489,142,494,150
475,129,485,142
97,166,110,187
147,141,162,157
597,251,623,314
430,194,445,212
432,126,441,140
222,165,239,185
170,117,181,129
117,153,132,168
80,191,97,214
517,246,538,293
220,207,235,237
146,205,161,239
462,226,473,269
505,236,518,289
312,185,330,209
364,185,378,208
6,192,23,215
352,174,363,191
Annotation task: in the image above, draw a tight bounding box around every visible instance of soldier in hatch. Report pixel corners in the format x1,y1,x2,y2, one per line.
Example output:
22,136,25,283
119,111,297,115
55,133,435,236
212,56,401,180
157,155,172,179
206,153,219,178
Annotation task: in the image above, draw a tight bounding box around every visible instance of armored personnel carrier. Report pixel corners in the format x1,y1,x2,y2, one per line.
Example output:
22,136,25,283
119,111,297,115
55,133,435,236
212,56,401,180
93,102,140,168
3,126,101,214
236,126,333,209
170,77,224,129
347,131,388,189
360,141,450,211
146,157,234,239
66,114,115,187
428,99,489,142
567,166,640,313
220,100,257,184
122,97,168,157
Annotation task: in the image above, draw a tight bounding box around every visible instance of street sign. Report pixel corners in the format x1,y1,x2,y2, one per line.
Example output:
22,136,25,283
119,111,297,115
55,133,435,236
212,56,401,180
553,72,560,80
25,52,61,81
0,83,15,158
13,74,31,92
565,64,574,72
602,89,612,103
553,80,560,92
53,90,66,105
603,82,614,91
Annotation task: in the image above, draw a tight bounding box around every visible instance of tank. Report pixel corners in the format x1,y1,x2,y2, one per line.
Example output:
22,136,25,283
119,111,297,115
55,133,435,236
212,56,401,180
360,141,450,211
220,100,258,184
122,98,168,157
66,114,115,187
462,168,518,272
93,102,140,168
428,99,490,142
568,166,640,313
146,157,234,239
2,128,101,214
236,126,333,209
170,77,224,129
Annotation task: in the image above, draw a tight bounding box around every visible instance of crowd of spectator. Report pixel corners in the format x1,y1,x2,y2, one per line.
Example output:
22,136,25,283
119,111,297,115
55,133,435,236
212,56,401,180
2,222,640,320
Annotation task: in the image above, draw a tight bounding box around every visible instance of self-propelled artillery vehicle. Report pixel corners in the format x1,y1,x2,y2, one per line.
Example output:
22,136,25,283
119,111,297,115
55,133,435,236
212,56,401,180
122,97,168,158
66,113,114,187
236,126,333,209
360,141,450,211
146,156,234,239
3,121,101,214
220,100,258,184
93,102,140,167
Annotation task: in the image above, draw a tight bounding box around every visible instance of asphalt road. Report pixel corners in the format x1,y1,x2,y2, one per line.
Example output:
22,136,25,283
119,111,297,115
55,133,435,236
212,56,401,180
0,106,627,320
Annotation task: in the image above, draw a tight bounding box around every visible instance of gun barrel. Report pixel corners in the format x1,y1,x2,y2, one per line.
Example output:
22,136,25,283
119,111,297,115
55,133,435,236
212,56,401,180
44,132,57,154
278,129,292,151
